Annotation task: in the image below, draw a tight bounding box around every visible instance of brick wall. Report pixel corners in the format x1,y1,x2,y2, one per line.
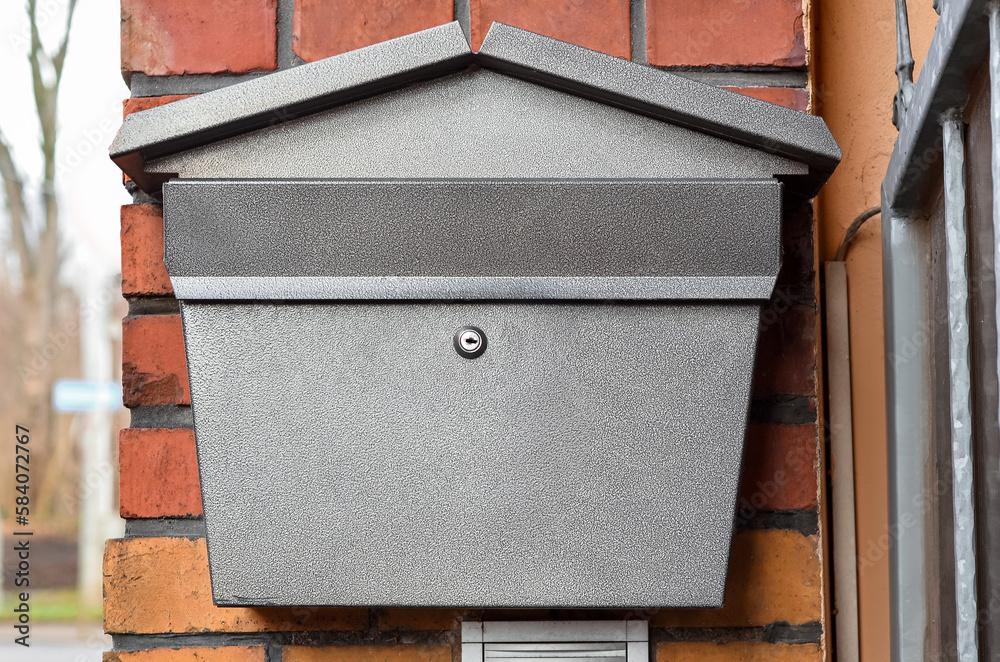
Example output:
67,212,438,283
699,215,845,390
111,2,825,661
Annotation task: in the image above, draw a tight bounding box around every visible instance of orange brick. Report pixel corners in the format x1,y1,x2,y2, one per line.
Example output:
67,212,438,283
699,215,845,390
122,315,190,407
647,0,805,68
119,428,202,518
657,642,821,662
105,647,266,662
725,87,809,112
283,645,453,662
124,95,194,119
293,0,453,62
738,423,818,512
121,205,172,297
752,304,817,397
651,530,822,627
104,537,369,633
122,0,278,76
470,0,630,57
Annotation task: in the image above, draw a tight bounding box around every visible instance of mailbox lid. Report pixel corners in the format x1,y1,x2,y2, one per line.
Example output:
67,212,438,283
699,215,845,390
163,178,782,301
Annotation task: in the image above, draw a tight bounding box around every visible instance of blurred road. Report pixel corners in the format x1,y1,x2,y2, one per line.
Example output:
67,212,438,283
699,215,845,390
0,622,109,661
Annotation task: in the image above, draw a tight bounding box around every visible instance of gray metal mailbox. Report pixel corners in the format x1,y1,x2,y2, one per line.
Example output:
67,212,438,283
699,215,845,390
111,22,839,609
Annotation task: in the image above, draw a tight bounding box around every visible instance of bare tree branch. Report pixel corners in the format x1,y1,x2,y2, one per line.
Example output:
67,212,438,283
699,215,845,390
0,131,34,279
51,0,79,84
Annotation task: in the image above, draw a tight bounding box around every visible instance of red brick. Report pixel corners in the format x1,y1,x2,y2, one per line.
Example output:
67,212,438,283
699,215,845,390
293,0,453,62
646,0,805,68
104,537,369,633
752,304,817,397
122,315,190,407
725,87,809,112
121,0,278,76
124,95,194,119
121,205,172,297
119,428,202,518
739,424,818,512
470,0,630,57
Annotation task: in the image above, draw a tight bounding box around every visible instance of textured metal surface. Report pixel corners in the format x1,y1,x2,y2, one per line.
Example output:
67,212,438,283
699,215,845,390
476,23,839,198
147,69,803,183
941,111,980,662
110,22,472,191
884,0,991,211
111,22,839,197
182,301,759,607
162,179,781,301
463,621,647,662
170,276,778,303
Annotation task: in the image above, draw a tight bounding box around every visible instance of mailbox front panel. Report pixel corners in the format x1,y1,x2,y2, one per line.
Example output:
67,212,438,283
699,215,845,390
182,301,759,608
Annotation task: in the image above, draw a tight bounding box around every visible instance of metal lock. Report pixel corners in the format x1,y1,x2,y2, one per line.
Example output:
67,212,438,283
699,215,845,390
454,326,487,359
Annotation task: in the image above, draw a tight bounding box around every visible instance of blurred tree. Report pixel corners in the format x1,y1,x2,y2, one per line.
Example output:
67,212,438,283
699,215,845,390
0,0,81,525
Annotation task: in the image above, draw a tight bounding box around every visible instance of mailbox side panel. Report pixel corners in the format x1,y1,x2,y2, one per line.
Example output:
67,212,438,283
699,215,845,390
181,301,759,608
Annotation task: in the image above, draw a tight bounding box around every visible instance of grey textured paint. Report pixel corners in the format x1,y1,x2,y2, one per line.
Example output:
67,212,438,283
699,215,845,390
941,111,980,662
170,276,778,302
162,179,781,300
110,22,839,196
110,22,473,191
884,0,991,211
146,69,804,183
182,301,759,607
475,23,839,198
462,620,648,662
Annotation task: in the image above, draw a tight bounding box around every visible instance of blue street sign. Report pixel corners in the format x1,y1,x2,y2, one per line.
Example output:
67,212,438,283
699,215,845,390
52,380,123,412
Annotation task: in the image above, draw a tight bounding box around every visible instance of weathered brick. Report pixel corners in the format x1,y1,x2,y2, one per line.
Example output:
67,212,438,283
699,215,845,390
651,530,822,627
121,0,278,76
752,304,817,397
293,0,453,62
104,537,369,633
124,95,194,119
122,315,190,407
119,428,202,519
725,87,809,112
657,642,822,661
121,205,172,297
646,0,805,68
284,645,453,662
470,0,630,57
104,647,266,662
738,423,818,512
377,609,459,631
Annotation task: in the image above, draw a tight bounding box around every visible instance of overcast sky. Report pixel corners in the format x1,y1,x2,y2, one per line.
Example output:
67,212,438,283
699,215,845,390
0,0,130,289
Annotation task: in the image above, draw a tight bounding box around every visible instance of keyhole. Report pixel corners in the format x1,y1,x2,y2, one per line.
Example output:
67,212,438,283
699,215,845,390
454,327,487,359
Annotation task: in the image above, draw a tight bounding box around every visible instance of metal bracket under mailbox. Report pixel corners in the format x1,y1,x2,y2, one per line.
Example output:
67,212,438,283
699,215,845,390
462,621,649,662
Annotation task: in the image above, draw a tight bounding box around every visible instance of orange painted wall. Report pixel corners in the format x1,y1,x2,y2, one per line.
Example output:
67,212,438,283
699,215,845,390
813,1,938,660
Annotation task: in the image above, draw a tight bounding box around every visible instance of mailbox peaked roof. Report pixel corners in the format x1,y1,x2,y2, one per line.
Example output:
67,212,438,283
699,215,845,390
111,21,840,197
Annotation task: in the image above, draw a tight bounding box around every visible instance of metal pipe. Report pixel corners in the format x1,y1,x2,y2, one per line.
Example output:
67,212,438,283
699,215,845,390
941,109,980,662
824,260,860,662
882,203,933,662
